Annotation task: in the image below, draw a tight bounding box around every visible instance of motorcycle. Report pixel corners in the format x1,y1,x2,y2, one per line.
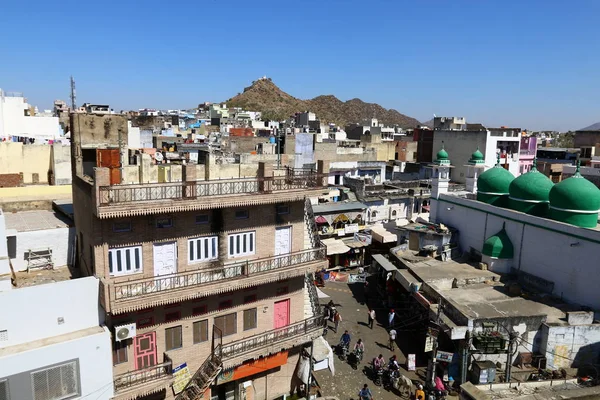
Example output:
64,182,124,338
426,389,448,400
338,341,349,361
349,348,363,369
373,366,384,386
383,368,399,391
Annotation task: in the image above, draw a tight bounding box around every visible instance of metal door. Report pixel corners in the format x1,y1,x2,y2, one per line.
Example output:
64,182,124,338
275,226,291,256
153,241,177,277
274,299,290,329
134,332,157,369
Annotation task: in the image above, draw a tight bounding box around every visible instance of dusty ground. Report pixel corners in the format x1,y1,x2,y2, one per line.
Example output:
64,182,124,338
313,280,433,400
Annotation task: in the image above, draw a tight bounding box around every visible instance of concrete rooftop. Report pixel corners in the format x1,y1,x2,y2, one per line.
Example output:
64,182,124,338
395,251,577,325
4,210,71,232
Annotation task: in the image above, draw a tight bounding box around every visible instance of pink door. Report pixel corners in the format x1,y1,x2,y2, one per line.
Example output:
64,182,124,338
274,299,290,329
134,332,157,369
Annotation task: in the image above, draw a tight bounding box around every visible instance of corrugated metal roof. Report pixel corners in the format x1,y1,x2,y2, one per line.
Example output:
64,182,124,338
312,202,367,214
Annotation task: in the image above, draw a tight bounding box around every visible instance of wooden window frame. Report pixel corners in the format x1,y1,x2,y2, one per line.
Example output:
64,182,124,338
243,308,257,331
193,319,209,344
113,340,128,365
214,313,237,337
165,325,183,351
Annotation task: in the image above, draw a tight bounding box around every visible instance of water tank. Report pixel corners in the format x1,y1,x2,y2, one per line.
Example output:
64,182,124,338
269,136,276,144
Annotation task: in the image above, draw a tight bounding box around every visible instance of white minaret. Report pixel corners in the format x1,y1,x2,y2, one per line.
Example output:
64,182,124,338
465,147,486,194
431,144,452,199
430,144,453,223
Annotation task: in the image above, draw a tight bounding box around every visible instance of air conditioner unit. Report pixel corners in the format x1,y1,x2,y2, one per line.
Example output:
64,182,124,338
115,323,137,342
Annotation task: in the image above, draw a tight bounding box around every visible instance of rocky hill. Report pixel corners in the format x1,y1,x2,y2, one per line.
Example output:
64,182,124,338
580,122,600,131
223,78,421,128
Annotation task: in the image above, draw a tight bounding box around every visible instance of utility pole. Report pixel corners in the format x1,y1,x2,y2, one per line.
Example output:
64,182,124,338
505,331,518,383
70,76,77,110
429,300,444,387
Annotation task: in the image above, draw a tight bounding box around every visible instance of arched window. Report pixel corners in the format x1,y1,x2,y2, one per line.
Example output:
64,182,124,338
391,210,397,218
372,210,378,218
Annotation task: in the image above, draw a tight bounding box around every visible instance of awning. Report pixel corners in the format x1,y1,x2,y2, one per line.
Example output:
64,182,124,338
342,237,368,248
322,238,351,255
315,216,328,224
332,214,350,224
371,225,398,243
372,254,398,272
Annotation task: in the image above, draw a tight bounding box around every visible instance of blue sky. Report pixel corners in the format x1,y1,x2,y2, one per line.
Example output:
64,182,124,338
1,0,598,131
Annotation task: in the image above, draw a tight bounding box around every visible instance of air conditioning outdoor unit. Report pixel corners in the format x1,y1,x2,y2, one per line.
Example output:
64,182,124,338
115,323,137,342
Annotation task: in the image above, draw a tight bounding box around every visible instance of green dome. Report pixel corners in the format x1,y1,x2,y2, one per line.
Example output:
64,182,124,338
550,170,600,212
477,165,515,195
435,145,451,165
509,164,554,203
482,224,514,259
469,148,485,164
549,163,600,228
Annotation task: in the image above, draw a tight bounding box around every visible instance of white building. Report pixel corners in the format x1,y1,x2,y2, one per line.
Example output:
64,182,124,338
433,123,521,183
0,276,114,400
3,209,75,273
0,90,60,141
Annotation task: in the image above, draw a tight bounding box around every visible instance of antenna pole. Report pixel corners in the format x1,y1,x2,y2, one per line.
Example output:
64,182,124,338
70,76,77,110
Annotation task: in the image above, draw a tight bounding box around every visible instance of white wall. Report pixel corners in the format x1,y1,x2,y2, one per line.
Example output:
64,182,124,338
541,324,600,369
10,227,74,272
1,95,60,139
433,194,600,309
0,277,102,347
0,210,8,275
0,328,114,400
485,134,521,177
127,121,141,148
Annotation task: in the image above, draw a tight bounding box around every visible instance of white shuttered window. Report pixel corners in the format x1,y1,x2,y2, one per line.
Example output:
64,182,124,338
188,236,218,263
227,231,255,258
108,246,143,276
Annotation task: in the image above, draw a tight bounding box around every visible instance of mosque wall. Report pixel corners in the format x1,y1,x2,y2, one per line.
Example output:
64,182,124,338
432,194,600,309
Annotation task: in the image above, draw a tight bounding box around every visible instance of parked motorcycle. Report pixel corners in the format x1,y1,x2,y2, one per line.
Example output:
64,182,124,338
426,389,448,400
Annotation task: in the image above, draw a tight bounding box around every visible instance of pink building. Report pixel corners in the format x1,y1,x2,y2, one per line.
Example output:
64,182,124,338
519,136,538,174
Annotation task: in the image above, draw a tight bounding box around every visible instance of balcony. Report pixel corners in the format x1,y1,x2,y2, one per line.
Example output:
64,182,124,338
113,353,173,400
177,315,325,399
219,314,325,368
101,248,327,314
94,171,327,219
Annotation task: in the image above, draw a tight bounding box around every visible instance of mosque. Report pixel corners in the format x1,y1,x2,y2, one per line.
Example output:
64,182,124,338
428,146,600,309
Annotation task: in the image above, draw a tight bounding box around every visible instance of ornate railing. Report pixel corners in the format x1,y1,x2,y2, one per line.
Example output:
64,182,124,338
98,174,322,205
305,272,321,317
111,247,326,301
304,198,320,249
113,354,172,393
220,315,324,360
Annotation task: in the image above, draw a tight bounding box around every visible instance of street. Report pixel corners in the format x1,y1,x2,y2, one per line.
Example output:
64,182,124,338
314,280,430,400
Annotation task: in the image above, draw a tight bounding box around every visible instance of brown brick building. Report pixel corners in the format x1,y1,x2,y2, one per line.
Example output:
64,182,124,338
70,114,329,400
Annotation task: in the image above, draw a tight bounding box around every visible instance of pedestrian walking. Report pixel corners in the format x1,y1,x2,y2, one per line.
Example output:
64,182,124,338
388,309,395,328
358,384,373,400
333,310,342,333
368,308,376,329
389,328,397,351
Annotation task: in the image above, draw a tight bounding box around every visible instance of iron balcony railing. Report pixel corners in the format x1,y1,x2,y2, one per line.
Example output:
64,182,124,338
218,315,324,360
111,247,326,301
98,174,322,205
113,353,172,393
